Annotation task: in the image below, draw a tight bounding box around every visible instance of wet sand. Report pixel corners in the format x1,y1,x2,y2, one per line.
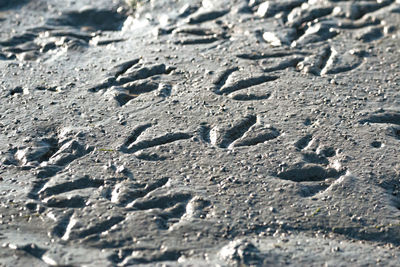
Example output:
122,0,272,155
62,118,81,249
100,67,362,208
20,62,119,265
1,0,400,265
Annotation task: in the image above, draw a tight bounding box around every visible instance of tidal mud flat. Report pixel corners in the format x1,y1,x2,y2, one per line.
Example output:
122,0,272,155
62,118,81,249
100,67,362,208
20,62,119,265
0,0,400,265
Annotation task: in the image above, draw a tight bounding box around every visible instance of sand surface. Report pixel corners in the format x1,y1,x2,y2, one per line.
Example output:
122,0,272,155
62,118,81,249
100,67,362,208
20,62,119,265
1,0,400,265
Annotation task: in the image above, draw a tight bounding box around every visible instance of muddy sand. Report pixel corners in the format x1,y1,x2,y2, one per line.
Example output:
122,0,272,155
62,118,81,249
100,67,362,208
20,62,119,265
0,0,400,266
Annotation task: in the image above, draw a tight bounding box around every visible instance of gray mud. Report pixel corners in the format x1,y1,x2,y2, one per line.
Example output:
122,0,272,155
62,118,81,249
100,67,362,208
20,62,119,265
0,0,400,266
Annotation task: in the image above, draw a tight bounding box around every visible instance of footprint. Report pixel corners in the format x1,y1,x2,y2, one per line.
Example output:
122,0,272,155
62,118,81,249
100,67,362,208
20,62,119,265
360,110,400,142
294,134,313,150
172,25,228,45
38,174,104,199
387,126,400,140
0,7,128,60
219,239,262,266
111,177,169,206
277,163,345,197
214,70,279,96
255,0,394,76
187,9,229,24
280,136,344,196
34,174,204,242
203,115,280,149
60,185,199,243
46,8,127,32
0,0,30,9
119,248,182,265
119,123,192,159
61,211,125,241
116,63,170,84
229,91,271,101
286,5,333,28
89,60,175,105
360,110,400,125
107,80,160,106
356,26,384,43
14,137,59,167
277,163,344,182
255,0,306,19
6,134,92,178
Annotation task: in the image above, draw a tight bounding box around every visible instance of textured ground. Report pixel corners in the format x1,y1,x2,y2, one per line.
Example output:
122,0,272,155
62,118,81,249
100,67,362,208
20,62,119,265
0,0,400,266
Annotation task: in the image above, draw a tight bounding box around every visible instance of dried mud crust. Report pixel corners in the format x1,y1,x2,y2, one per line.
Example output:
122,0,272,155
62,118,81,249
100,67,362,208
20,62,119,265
0,0,400,266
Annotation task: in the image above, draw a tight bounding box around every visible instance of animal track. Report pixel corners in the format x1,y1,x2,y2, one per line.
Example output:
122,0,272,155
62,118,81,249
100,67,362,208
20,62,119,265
172,25,228,45
276,135,345,197
213,67,274,101
119,123,192,159
36,139,93,178
294,134,313,150
254,0,397,75
201,115,280,149
24,172,105,238
53,176,208,243
291,22,339,47
128,192,192,211
38,175,104,199
119,248,182,265
88,60,174,105
212,67,239,87
115,63,170,84
376,168,400,212
4,135,92,178
260,57,304,73
360,110,400,141
6,243,48,264
209,115,259,148
255,0,306,19
217,74,279,95
212,68,279,98
236,51,307,60
236,51,306,78
2,0,399,263
187,9,229,24
387,126,400,140
111,80,160,106
297,45,332,75
32,175,202,241
125,132,192,154
0,0,30,9
277,164,343,182
14,137,59,166
62,213,125,241
0,8,127,60
111,177,169,206
46,8,127,31
229,91,272,101
360,110,400,125
89,58,141,92
112,178,206,232
356,26,384,42
287,5,334,28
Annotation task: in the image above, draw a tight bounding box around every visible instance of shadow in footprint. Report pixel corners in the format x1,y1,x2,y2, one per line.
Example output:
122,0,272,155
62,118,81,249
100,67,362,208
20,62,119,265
276,164,346,197
360,111,400,125
47,8,127,31
0,0,29,10
277,164,344,182
387,126,400,140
